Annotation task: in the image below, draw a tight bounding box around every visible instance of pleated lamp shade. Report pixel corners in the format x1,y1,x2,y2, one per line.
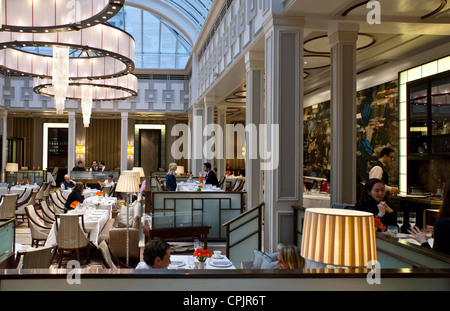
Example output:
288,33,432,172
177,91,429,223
175,166,185,175
115,174,139,193
5,163,19,173
122,170,141,186
301,208,377,268
132,167,145,178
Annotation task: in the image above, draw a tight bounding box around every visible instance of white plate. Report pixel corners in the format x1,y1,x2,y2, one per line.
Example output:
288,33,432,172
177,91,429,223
207,258,232,267
170,261,186,267
212,255,225,260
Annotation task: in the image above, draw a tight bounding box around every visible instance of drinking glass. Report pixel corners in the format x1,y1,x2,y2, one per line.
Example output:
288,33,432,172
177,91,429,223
409,212,416,228
387,225,398,237
397,212,404,232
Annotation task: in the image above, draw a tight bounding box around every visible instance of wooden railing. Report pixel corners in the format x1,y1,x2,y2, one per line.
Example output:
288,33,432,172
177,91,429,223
222,202,264,268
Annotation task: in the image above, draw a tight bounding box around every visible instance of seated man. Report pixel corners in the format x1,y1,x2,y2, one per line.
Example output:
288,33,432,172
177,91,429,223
61,174,76,191
99,161,110,171
89,160,100,171
203,162,219,187
99,174,115,188
72,160,85,171
135,240,171,269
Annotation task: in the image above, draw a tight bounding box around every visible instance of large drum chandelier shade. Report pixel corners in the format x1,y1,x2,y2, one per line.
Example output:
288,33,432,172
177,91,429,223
0,23,135,79
0,0,125,33
33,74,138,101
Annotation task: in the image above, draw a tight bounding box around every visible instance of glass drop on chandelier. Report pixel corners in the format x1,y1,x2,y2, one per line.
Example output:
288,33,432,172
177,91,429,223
81,85,93,127
52,46,69,114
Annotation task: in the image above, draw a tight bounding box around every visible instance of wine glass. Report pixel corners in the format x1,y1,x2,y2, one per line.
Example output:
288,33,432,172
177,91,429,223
397,212,404,233
409,212,416,228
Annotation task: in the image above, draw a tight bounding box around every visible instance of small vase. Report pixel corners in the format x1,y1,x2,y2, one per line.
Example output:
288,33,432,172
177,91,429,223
195,261,206,269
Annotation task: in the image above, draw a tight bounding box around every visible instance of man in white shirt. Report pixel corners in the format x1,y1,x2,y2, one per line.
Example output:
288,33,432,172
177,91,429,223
61,174,76,191
100,174,115,187
369,147,399,194
135,240,171,269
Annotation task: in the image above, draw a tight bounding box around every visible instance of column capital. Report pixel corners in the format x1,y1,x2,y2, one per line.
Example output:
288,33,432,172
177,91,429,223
0,109,7,118
216,105,228,113
328,22,359,47
203,95,216,107
245,50,264,71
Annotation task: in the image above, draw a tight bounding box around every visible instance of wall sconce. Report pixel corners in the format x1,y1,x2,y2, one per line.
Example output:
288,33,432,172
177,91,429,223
76,145,85,155
241,146,246,157
127,145,134,156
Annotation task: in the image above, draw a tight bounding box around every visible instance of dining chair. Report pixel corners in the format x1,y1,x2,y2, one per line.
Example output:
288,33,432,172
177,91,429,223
16,187,32,206
42,182,52,204
39,200,56,224
0,193,18,219
49,191,67,214
25,204,52,247
15,190,38,222
156,176,166,191
218,176,226,189
98,241,131,269
102,186,112,196
230,179,242,192
55,214,91,268
15,244,58,269
35,182,48,204
55,188,67,203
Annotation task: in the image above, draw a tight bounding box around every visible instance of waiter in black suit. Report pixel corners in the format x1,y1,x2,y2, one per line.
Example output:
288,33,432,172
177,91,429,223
203,162,219,187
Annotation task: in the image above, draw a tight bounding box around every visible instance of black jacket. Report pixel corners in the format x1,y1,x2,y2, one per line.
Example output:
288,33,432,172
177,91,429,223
64,190,85,211
205,170,219,187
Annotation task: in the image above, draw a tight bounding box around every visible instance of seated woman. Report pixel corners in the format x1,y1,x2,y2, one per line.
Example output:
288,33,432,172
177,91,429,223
165,163,177,191
64,182,85,212
408,180,450,255
355,178,396,227
276,245,304,269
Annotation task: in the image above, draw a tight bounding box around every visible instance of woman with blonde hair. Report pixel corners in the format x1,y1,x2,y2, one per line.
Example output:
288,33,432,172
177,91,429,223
166,163,178,191
276,245,305,269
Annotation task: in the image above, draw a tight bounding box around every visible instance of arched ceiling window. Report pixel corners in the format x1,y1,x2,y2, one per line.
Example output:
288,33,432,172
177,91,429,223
108,5,197,69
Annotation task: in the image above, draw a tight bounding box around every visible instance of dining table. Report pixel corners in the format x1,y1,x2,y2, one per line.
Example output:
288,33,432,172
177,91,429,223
167,254,236,270
176,181,223,192
82,195,117,216
10,184,40,195
62,187,100,200
44,207,110,247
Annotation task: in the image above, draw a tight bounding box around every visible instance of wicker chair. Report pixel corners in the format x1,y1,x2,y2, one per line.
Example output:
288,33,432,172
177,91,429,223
25,204,51,247
55,214,91,268
0,194,18,219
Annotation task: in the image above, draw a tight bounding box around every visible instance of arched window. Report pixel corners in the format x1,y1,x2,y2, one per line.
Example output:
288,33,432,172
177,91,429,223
108,6,192,69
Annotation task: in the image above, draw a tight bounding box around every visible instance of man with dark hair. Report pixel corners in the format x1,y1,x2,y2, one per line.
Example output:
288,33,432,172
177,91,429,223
369,147,399,194
135,240,171,269
89,160,100,171
98,161,110,171
72,160,85,171
203,162,219,187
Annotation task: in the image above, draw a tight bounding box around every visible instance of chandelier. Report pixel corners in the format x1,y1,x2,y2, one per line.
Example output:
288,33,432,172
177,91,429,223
0,0,137,121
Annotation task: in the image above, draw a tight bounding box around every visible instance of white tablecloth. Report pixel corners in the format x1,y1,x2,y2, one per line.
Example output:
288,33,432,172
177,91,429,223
83,196,117,216
0,187,8,195
176,182,223,192
10,184,40,195
45,208,110,247
168,254,236,270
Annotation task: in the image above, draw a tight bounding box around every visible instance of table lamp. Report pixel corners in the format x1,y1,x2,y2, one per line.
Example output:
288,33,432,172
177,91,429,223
175,165,185,177
115,174,140,266
5,163,19,184
301,208,377,268
132,167,145,183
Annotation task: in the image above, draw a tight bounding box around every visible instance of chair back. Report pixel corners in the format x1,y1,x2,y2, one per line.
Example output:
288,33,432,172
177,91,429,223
27,190,38,206
50,191,66,213
231,179,242,191
25,204,47,228
17,244,57,269
40,200,56,222
0,194,18,218
218,176,226,188
56,188,66,203
98,241,118,269
102,186,112,196
156,176,166,191
35,182,48,200
43,182,52,198
17,187,32,204
55,214,90,249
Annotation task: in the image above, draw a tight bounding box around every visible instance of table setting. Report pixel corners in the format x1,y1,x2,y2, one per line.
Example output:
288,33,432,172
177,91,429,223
10,183,40,195
176,181,223,192
83,195,117,216
62,187,100,200
168,250,235,270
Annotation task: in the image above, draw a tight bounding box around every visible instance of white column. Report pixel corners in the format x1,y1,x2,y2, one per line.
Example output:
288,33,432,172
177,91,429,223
191,103,204,176
0,110,7,183
216,105,227,181
120,112,129,173
67,111,76,172
203,96,215,167
245,50,264,210
328,22,359,205
263,16,304,251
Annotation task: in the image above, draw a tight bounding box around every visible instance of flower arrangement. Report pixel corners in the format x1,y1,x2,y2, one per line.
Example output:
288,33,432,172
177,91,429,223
186,173,191,177
25,179,31,184
374,217,386,232
70,201,81,209
114,199,125,212
17,180,23,185
96,191,104,197
193,248,212,263
225,170,231,175
198,177,205,183
197,185,203,192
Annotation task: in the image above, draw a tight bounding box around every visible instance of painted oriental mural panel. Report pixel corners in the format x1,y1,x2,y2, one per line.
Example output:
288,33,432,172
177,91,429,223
304,80,399,186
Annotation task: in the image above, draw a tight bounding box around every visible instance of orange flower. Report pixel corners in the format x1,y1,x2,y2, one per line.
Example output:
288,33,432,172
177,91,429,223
70,201,81,208
193,248,212,262
374,217,386,232
25,179,31,183
96,191,104,196
17,181,23,184
226,170,231,174
198,185,203,188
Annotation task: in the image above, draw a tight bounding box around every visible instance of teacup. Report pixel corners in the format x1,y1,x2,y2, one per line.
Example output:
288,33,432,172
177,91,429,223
213,250,222,258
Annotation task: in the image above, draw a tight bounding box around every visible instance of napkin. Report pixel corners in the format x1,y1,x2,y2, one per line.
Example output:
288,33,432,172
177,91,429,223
210,259,230,266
